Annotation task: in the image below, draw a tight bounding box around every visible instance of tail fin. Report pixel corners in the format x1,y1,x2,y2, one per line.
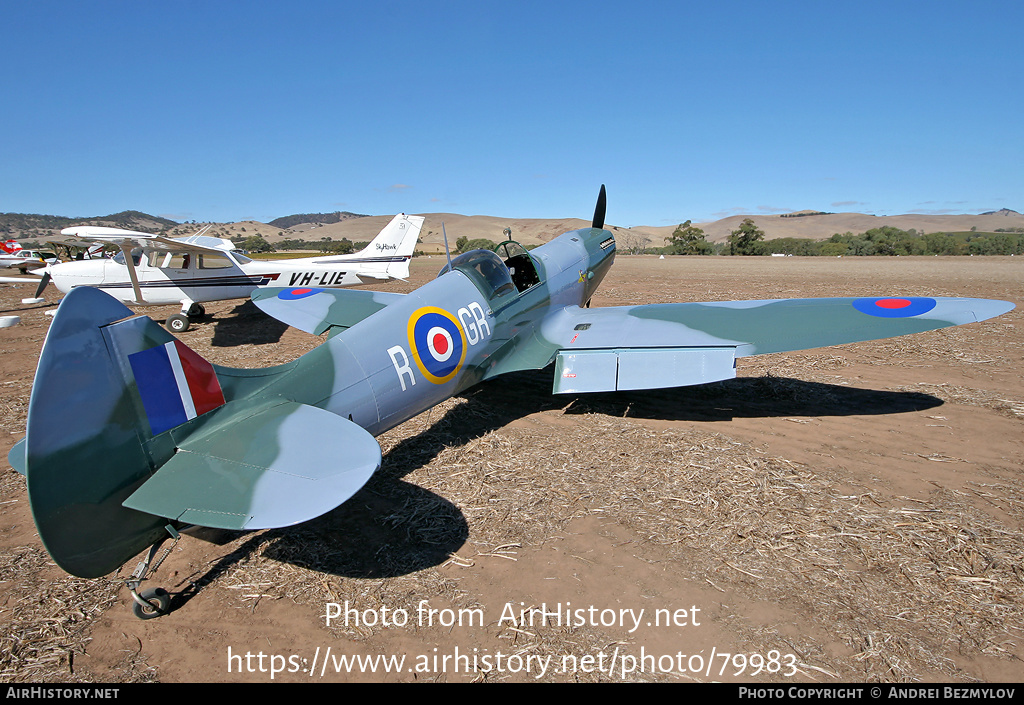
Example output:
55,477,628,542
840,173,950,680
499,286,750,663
356,213,424,279
25,287,194,577
2,239,23,254
24,286,381,578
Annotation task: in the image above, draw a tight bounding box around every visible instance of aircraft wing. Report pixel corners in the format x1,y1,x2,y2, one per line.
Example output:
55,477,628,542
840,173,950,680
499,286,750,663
251,286,406,335
531,296,1015,393
60,226,234,254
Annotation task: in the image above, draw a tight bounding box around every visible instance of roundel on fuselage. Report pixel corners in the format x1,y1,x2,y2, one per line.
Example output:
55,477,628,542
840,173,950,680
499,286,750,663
407,307,467,384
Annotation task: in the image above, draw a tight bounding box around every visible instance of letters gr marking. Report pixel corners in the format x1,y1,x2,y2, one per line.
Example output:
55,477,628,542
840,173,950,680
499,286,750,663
407,306,468,384
389,302,490,390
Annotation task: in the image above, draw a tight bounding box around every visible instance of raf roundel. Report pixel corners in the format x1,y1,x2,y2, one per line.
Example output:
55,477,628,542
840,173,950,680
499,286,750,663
278,288,323,300
408,307,467,384
852,297,937,318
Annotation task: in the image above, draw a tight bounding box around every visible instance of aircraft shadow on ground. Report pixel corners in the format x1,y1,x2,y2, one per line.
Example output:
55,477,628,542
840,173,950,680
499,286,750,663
0,299,51,315
382,367,943,480
168,481,467,612
209,301,289,347
168,367,940,604
559,374,944,422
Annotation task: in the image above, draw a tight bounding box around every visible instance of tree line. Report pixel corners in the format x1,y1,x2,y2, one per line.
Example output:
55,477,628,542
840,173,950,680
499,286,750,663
662,220,1024,256
233,234,369,255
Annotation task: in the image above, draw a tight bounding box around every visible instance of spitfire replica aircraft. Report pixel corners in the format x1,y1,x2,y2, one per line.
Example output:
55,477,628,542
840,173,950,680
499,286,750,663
26,213,424,332
7,187,1015,618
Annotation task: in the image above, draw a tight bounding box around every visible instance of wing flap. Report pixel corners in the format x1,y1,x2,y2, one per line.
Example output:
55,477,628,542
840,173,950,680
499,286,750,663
251,287,404,335
122,400,381,530
553,347,736,394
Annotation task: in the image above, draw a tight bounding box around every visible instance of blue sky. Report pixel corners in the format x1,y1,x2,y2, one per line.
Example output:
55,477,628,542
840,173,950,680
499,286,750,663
2,1,1021,226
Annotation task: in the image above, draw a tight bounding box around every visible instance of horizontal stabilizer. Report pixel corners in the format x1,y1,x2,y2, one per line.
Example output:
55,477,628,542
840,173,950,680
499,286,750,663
123,400,381,530
252,287,404,335
8,439,26,476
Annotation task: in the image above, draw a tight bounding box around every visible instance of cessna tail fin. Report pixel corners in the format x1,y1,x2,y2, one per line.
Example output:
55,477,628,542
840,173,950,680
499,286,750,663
368,213,423,280
22,286,381,578
306,213,423,280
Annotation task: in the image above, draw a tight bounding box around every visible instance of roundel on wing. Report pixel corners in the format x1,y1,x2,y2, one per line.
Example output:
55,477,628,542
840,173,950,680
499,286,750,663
408,307,467,384
852,297,937,318
278,288,323,300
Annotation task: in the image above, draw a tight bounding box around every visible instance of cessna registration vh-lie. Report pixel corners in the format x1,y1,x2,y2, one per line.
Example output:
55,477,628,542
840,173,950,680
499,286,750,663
8,187,1014,618
38,213,423,332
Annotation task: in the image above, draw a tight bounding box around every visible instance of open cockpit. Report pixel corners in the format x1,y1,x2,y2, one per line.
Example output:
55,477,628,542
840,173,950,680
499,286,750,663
437,240,542,302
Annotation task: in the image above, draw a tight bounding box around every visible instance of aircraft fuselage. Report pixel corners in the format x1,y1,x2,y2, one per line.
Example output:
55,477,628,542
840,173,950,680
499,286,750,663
225,226,617,438
48,252,375,307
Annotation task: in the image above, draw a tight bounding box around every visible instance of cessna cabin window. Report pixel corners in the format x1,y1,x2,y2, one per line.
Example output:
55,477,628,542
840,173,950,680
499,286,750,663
198,253,234,269
112,248,143,266
153,252,191,269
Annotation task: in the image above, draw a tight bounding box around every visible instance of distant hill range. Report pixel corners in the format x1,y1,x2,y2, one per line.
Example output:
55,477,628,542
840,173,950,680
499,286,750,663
3,207,1022,253
0,210,178,239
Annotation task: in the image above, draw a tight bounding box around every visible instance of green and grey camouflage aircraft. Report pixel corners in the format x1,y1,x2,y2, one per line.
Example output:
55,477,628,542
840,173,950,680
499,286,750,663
7,187,1015,618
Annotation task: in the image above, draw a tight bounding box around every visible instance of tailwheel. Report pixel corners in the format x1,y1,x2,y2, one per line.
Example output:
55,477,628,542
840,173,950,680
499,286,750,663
132,588,170,620
126,525,180,620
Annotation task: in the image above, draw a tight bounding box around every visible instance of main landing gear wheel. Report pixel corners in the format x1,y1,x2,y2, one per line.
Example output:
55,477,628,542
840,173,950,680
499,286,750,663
166,314,190,333
131,588,170,620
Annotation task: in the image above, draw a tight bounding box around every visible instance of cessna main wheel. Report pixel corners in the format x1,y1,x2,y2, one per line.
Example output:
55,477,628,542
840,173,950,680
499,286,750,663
166,314,191,333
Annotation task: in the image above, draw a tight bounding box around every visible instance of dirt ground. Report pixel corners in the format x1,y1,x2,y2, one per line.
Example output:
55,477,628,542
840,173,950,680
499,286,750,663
1,253,1022,683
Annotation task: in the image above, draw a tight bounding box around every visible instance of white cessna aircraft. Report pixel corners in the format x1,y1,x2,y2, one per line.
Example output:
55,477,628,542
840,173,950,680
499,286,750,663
32,213,423,332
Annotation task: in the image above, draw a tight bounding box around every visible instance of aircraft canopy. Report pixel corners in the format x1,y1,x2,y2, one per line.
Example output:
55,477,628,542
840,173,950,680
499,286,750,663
438,249,516,301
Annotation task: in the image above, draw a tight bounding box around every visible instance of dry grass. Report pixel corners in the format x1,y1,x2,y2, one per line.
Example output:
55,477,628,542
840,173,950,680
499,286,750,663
0,544,155,682
199,389,1024,681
